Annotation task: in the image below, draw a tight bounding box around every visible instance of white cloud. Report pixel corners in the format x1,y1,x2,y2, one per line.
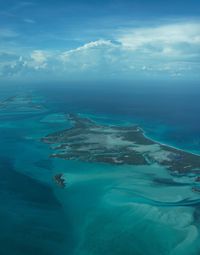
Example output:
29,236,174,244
30,50,49,69
0,22,200,81
117,22,200,56
58,39,119,75
31,50,47,63
60,39,116,62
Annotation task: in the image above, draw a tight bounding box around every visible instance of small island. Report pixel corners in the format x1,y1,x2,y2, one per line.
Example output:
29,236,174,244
53,173,66,188
42,114,200,175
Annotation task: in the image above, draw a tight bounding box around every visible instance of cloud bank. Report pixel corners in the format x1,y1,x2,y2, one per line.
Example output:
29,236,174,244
1,22,200,81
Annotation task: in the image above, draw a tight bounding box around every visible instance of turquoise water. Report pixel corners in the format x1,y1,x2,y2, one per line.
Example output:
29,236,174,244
0,83,200,255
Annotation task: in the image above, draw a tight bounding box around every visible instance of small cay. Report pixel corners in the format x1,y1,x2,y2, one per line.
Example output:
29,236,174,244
53,173,66,188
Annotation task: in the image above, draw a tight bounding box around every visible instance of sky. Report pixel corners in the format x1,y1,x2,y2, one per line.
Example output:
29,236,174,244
0,0,200,82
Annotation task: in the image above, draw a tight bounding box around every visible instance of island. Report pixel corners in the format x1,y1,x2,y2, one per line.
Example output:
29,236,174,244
42,114,200,175
53,173,66,188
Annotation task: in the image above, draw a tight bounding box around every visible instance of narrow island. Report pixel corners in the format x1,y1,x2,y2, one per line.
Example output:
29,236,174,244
42,114,200,176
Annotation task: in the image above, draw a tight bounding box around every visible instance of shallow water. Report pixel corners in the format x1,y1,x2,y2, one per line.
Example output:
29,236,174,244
0,83,200,255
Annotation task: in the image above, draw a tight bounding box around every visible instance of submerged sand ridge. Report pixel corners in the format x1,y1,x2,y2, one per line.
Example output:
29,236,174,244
0,94,45,112
42,114,200,174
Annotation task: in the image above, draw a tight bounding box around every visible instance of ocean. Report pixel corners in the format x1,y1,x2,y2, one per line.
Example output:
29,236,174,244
0,81,200,255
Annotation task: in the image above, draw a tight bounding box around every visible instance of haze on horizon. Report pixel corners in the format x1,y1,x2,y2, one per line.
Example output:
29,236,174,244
0,0,200,83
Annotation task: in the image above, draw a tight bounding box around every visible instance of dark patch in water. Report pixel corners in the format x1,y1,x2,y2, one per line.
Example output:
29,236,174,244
34,159,53,171
194,205,200,224
0,157,60,207
153,178,189,187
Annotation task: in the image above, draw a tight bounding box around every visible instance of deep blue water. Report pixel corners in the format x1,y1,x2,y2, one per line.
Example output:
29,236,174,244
0,81,200,255
41,82,200,153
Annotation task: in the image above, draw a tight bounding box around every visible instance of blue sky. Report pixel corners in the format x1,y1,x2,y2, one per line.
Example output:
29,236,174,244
0,0,200,82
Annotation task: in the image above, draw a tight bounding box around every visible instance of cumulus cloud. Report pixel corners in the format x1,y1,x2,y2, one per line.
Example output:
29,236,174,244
118,22,200,48
0,56,26,77
117,22,200,58
58,39,119,75
30,50,49,69
60,40,116,61
0,22,200,81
